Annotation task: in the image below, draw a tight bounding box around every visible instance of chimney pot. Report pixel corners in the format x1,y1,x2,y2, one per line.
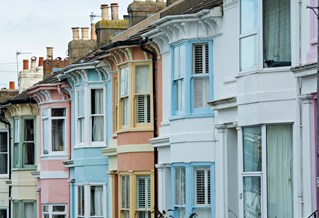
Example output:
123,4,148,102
9,81,15,90
31,56,37,71
110,3,119,20
46,47,54,60
71,27,80,41
38,57,44,67
101,4,109,20
91,23,97,41
81,27,89,40
23,60,29,70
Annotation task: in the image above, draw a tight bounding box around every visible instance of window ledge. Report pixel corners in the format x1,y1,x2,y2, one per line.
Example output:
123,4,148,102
170,113,214,121
74,145,106,149
116,127,154,134
40,155,68,160
237,66,292,78
12,167,36,171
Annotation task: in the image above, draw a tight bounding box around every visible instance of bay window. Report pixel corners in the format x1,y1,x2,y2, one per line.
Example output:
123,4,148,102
0,131,8,175
13,118,35,169
91,89,104,142
171,41,213,117
42,108,66,155
76,185,104,218
42,204,66,218
240,0,291,71
242,125,293,217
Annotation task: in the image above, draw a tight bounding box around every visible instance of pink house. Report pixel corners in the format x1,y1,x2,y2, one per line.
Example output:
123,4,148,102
28,74,71,218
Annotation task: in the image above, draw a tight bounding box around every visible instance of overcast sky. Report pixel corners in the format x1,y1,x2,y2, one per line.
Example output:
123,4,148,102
0,0,131,88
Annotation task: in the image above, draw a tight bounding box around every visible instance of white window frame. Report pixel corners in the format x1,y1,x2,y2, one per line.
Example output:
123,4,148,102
75,184,106,218
119,66,130,128
194,168,211,206
90,88,105,145
42,204,67,218
76,89,86,146
0,131,9,177
41,108,67,156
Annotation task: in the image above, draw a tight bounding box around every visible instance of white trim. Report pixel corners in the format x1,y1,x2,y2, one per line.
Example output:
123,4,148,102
40,171,68,179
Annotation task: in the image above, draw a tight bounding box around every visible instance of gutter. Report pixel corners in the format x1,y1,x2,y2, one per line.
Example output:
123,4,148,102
0,108,11,218
139,37,159,215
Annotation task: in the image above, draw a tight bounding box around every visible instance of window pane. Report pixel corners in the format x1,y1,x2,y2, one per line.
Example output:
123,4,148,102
53,205,65,212
121,176,130,209
267,125,293,217
136,176,151,209
243,177,261,218
24,120,34,141
13,202,19,218
14,119,19,143
90,186,103,216
135,65,150,94
174,79,184,112
243,127,261,172
78,90,84,116
92,116,104,141
240,35,257,71
0,132,7,152
78,186,85,216
24,203,34,218
91,89,103,114
120,68,129,97
122,98,128,126
0,154,7,174
78,118,84,143
175,167,186,205
0,209,7,218
240,0,258,34
13,143,19,168
136,95,151,123
52,119,65,151
43,119,49,154
263,0,291,67
52,108,66,117
193,77,209,109
193,44,209,74
42,205,49,212
24,143,34,165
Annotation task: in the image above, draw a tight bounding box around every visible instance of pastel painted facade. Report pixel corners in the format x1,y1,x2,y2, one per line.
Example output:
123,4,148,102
61,61,111,218
144,1,222,217
102,39,161,217
28,76,71,218
5,100,39,218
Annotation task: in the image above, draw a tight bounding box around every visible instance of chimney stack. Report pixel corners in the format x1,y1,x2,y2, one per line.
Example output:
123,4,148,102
91,23,97,41
81,27,89,40
46,47,53,60
23,60,29,70
31,56,37,71
9,81,15,90
72,27,80,41
38,57,44,67
110,3,119,20
101,4,109,20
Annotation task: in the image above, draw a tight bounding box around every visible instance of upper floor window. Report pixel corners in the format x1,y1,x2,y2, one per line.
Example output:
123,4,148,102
0,131,8,175
42,108,66,155
240,0,291,71
117,63,152,131
76,88,105,146
136,176,151,218
13,118,35,169
0,208,7,218
172,41,213,117
12,201,36,218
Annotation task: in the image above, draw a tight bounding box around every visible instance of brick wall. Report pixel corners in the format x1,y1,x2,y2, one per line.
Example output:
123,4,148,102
43,58,69,79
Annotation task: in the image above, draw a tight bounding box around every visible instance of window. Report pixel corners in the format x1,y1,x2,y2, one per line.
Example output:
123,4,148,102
174,167,186,218
0,132,8,175
117,64,152,130
13,118,35,169
76,185,104,218
120,175,130,218
240,0,291,71
136,176,151,218
172,164,213,218
76,87,105,146
172,41,212,117
91,89,104,142
12,201,36,218
42,108,66,155
0,208,8,218
42,204,66,218
242,125,292,217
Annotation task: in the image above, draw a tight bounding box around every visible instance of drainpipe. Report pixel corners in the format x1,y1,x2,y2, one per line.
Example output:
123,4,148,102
0,108,11,218
139,37,159,215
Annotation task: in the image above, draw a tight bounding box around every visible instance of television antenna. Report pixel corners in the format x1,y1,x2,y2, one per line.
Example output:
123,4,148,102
16,50,32,78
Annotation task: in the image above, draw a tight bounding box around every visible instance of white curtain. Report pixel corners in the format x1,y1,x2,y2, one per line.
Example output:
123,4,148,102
263,0,291,63
92,89,103,141
91,186,103,216
267,125,292,218
24,203,34,218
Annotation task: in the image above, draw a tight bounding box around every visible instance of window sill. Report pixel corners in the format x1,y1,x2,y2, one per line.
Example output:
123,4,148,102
74,145,106,149
40,155,68,160
12,167,36,171
0,175,9,178
116,127,154,134
170,113,214,121
237,66,292,78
